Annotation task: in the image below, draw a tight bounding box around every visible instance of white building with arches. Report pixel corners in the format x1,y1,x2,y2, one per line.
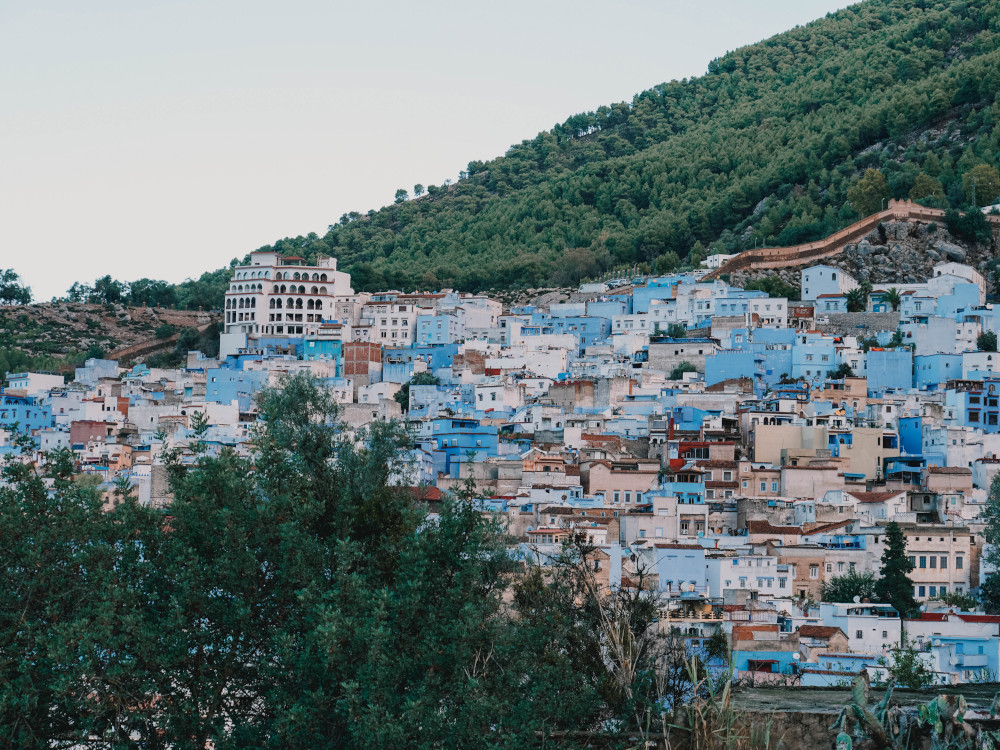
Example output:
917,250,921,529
223,251,354,338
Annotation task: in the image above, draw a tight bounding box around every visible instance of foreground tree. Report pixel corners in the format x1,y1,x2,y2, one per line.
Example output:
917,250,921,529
3,374,668,747
874,521,918,622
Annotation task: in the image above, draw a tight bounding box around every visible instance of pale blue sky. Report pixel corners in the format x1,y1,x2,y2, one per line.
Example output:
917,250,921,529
1,0,852,300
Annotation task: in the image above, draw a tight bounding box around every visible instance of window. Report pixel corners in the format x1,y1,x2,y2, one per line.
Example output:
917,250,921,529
856,630,863,640
882,631,888,639
771,481,779,492
760,482,766,492
909,555,916,567
809,565,819,579
930,557,937,569
779,577,787,588
919,556,926,568
613,492,620,503
956,556,964,569
918,586,926,597
826,563,832,573
838,562,845,572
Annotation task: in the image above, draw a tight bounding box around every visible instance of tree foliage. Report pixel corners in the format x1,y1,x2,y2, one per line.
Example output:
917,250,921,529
0,269,32,305
821,569,878,602
874,521,918,621
0,374,687,747
978,330,998,352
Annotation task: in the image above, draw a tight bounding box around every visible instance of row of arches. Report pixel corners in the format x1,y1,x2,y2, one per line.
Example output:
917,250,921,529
268,298,324,310
225,297,256,309
275,271,328,281
272,284,328,295
233,283,264,292
235,270,270,280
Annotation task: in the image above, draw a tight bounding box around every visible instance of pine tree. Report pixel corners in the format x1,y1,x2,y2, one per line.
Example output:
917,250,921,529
875,521,918,621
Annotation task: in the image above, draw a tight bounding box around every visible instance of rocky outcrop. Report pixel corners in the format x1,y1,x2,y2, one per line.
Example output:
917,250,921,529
729,220,995,292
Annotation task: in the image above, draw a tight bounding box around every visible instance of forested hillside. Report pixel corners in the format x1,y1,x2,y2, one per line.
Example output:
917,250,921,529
250,0,1000,293
57,0,1000,304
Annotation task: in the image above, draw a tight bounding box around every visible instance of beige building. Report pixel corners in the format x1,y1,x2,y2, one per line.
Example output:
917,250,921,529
585,458,660,506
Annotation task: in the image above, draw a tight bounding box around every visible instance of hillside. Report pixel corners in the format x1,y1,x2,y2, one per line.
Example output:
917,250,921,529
0,303,221,377
235,0,1000,295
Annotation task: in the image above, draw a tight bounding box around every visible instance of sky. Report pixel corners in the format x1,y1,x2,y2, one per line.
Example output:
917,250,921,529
1,0,852,301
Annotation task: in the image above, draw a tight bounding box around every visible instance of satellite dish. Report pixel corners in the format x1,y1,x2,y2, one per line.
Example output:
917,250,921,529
793,652,801,660
949,656,959,666
853,595,862,603
933,639,942,647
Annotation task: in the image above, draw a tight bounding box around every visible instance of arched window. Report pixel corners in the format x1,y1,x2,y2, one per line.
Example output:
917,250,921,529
312,273,319,281
269,299,275,309
272,285,279,293
275,299,282,309
287,298,295,308
315,300,322,310
298,285,306,293
319,286,327,295
296,299,303,309
320,273,327,281
311,286,318,294
238,298,245,308
307,299,315,310
225,299,231,309
280,285,286,293
293,272,301,280
250,298,256,308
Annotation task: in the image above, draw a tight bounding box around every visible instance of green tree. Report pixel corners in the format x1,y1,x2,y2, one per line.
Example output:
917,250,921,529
874,521,918,622
881,636,935,689
981,475,1000,617
884,287,902,311
655,251,681,274
826,362,856,380
92,275,127,305
963,164,1000,207
413,183,425,197
978,330,998,352
666,323,687,339
846,288,867,313
909,173,945,204
154,323,177,339
669,361,697,380
394,188,409,204
394,371,441,411
0,269,32,305
848,169,890,217
821,569,877,602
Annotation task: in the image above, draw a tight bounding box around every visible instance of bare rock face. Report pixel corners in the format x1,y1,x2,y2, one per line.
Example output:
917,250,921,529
934,240,967,263
729,220,994,293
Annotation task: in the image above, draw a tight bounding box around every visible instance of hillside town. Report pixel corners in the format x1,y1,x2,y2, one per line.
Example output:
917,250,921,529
6,246,1000,688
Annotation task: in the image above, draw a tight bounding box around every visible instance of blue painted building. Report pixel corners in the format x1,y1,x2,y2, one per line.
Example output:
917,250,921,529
790,333,837,381
205,368,270,411
705,350,765,391
427,417,499,477
897,416,922,455
0,390,53,437
302,337,342,368
866,349,913,394
914,354,962,390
